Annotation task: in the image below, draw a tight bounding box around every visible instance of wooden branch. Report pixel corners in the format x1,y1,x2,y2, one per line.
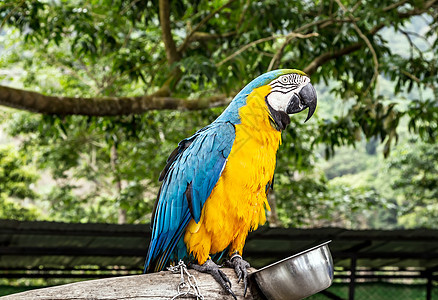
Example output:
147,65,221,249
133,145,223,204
177,0,239,54
0,268,260,300
0,85,231,116
382,0,409,12
398,0,437,18
0,0,25,31
302,0,437,75
334,0,379,95
189,31,236,42
217,32,319,67
303,42,362,75
401,70,436,92
266,17,359,72
159,0,180,64
120,0,141,15
218,16,360,72
267,36,293,71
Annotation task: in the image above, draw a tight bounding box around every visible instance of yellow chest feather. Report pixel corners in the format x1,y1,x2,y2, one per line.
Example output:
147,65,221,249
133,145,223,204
184,86,281,263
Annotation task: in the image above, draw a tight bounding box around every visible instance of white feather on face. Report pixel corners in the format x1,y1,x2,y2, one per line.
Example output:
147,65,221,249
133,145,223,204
266,73,310,112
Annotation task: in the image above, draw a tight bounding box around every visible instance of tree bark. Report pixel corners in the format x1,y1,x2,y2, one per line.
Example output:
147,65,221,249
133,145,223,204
0,268,262,300
177,0,239,54
0,85,231,116
158,0,180,65
303,42,363,75
267,192,281,227
110,143,127,225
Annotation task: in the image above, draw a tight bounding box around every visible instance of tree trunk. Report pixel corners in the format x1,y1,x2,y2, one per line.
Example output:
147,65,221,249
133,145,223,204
110,143,127,225
267,192,280,227
158,0,180,65
0,268,264,300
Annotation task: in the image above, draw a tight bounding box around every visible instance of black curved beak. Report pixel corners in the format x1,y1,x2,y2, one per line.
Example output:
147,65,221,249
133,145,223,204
286,83,317,122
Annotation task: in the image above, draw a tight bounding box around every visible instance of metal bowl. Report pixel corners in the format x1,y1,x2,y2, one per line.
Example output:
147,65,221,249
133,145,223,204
251,241,333,300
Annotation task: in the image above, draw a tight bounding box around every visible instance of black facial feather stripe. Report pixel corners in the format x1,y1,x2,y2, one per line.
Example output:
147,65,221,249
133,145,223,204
268,88,298,95
271,83,300,90
290,74,303,83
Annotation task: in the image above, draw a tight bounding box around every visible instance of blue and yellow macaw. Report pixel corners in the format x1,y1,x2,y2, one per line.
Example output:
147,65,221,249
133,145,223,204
144,69,317,297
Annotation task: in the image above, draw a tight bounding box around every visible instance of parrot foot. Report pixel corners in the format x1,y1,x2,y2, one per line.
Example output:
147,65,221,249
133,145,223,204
190,259,237,300
225,253,251,297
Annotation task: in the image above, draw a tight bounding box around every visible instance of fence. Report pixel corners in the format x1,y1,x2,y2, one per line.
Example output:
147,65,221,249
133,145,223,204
1,220,437,299
311,281,437,300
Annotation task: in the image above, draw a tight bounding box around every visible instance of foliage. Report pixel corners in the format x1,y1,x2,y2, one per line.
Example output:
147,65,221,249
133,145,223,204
388,139,438,228
318,129,438,229
0,145,39,220
274,168,393,229
2,108,223,223
0,0,437,227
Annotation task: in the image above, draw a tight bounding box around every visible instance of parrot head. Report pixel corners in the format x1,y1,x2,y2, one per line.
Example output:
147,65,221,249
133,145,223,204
217,69,317,129
263,69,317,130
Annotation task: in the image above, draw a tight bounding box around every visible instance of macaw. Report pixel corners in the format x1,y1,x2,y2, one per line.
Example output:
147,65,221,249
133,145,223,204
144,69,317,298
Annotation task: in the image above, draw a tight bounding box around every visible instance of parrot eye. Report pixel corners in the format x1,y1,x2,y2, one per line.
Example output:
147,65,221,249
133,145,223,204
280,76,289,84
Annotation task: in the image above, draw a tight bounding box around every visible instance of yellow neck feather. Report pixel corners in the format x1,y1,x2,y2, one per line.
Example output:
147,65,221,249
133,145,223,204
237,85,282,146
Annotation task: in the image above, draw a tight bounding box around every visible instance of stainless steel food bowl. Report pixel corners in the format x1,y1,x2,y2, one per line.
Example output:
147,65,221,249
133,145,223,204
251,241,333,300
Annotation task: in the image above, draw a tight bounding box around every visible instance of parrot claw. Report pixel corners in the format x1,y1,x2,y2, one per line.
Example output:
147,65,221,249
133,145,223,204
190,259,237,300
226,254,251,297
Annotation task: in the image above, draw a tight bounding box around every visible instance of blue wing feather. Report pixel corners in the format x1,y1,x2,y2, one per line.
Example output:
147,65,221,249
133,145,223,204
144,121,235,272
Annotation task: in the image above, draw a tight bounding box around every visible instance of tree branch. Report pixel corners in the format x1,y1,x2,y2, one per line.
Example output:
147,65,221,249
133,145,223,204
0,85,231,116
334,0,379,95
177,0,239,54
382,0,409,12
120,0,141,15
302,0,437,75
221,17,357,72
217,32,319,67
189,31,236,42
267,17,356,71
0,0,25,31
159,0,180,64
267,36,293,71
401,70,436,92
398,0,437,18
303,42,363,75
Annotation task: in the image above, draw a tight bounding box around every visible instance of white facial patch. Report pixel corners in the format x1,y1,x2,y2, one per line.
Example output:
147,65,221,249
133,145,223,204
266,74,310,112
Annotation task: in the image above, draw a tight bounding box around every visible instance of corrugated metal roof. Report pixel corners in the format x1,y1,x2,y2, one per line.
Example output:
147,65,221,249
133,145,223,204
0,220,437,273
